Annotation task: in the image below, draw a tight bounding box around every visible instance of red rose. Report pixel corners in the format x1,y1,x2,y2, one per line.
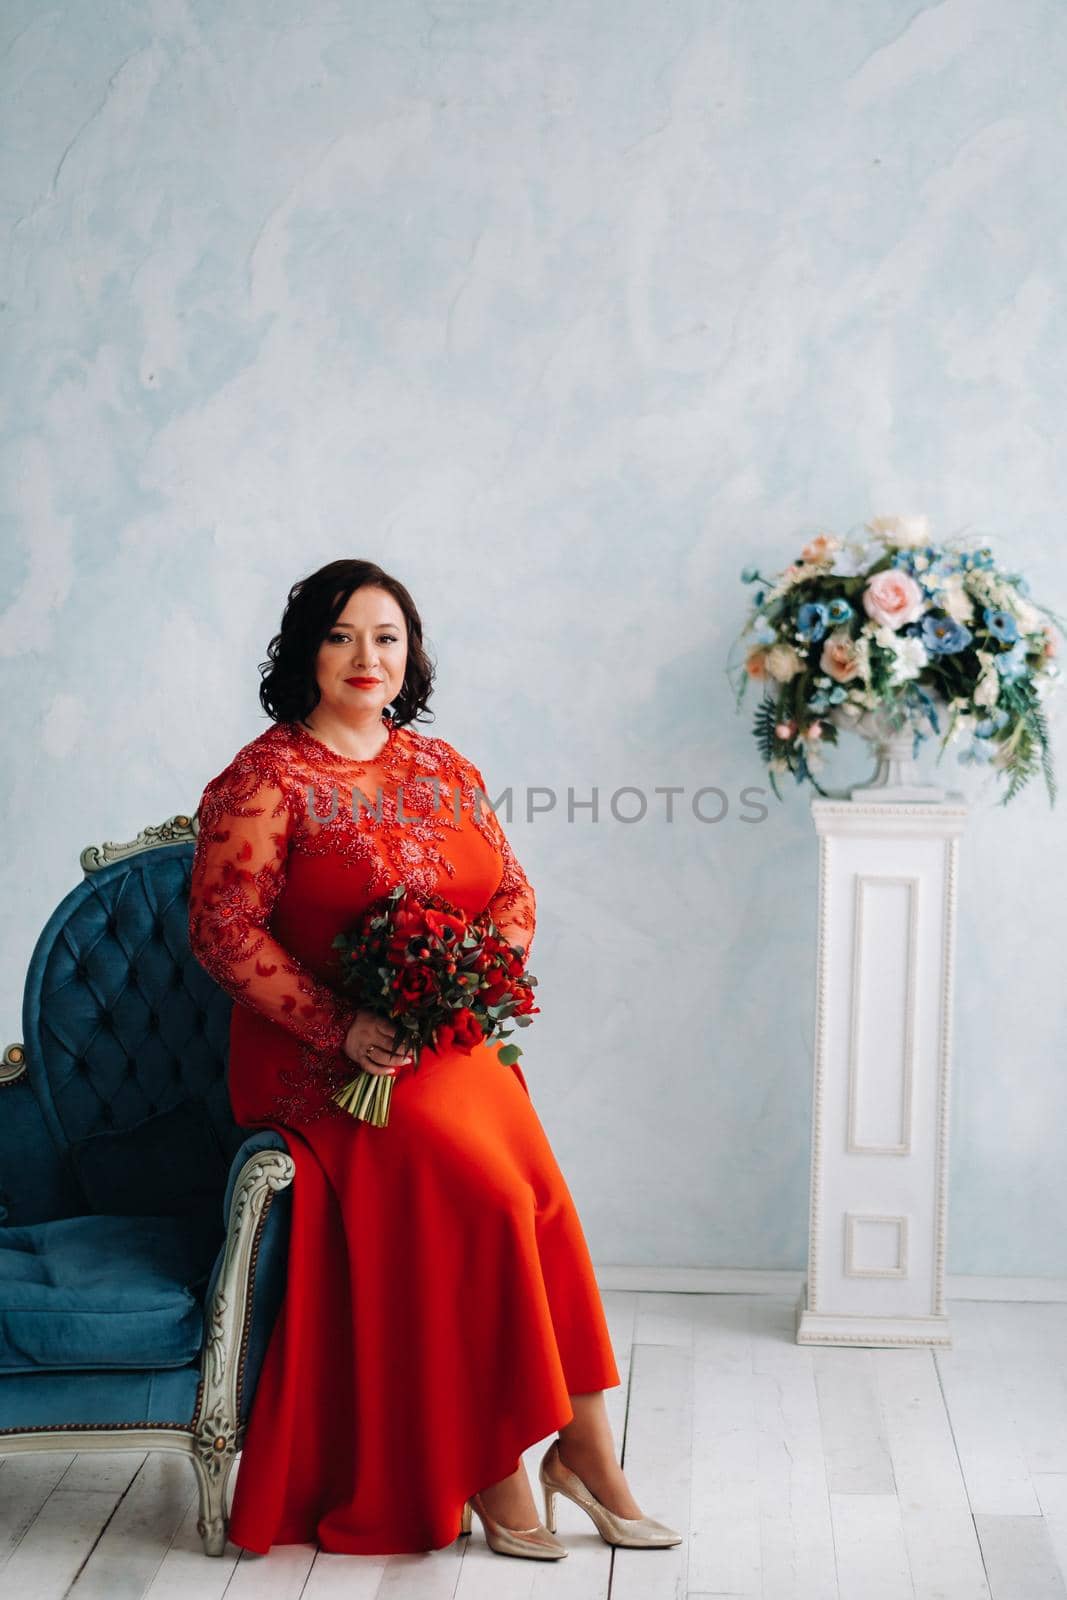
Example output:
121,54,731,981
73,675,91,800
450,1006,484,1051
393,905,426,938
399,968,435,1004
424,907,467,944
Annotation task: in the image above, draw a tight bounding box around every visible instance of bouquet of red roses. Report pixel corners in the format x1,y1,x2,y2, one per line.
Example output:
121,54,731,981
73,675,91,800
329,883,539,1128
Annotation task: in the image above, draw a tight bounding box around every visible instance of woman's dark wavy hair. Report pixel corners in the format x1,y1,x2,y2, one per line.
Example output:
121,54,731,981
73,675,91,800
258,560,436,730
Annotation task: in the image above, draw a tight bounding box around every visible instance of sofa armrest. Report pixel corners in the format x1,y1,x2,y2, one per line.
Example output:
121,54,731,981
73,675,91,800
221,1128,291,1229
198,1129,295,1431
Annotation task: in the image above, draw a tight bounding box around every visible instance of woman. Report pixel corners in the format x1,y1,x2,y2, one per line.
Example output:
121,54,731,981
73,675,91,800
187,559,681,1559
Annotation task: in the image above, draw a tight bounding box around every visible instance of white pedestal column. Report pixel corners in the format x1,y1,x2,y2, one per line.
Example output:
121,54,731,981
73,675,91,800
795,795,969,1348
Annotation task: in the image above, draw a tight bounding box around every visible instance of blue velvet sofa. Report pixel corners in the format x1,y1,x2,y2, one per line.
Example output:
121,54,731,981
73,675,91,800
0,811,295,1555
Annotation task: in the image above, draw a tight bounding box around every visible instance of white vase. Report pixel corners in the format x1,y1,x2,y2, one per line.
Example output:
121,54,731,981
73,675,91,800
828,699,947,802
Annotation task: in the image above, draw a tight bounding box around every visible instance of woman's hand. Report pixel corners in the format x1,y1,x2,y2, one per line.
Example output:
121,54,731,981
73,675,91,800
343,1011,414,1078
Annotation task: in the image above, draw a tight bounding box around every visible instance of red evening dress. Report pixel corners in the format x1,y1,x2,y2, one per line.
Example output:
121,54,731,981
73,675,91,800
187,713,621,1555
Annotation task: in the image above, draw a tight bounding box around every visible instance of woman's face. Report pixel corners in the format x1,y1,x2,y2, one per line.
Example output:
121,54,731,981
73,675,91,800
313,585,409,721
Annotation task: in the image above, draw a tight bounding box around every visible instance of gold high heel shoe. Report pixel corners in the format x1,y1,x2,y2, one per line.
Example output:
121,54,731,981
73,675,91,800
459,1490,568,1559
538,1439,683,1548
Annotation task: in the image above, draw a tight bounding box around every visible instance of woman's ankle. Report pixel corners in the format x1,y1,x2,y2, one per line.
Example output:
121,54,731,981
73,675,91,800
477,1463,540,1528
554,1436,643,1517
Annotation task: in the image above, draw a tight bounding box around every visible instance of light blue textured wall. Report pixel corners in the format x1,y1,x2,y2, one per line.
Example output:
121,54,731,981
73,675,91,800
3,0,1065,1277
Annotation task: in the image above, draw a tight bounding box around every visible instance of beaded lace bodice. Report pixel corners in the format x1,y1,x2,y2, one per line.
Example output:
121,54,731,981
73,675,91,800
187,715,536,1123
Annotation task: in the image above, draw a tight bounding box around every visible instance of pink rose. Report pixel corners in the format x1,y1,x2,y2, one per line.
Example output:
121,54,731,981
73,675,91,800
820,628,864,683
862,569,924,630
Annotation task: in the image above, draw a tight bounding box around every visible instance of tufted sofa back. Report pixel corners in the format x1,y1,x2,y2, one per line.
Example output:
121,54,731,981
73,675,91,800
2,838,238,1227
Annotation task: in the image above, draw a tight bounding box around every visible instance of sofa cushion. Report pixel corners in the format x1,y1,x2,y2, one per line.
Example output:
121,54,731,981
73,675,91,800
69,1095,230,1225
0,1213,220,1373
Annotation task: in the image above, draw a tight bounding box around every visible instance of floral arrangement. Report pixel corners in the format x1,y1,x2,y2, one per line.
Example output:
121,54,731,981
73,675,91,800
329,883,539,1127
731,515,1065,805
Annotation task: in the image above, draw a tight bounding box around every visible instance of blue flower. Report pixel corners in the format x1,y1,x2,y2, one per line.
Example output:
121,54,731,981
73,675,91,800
958,742,993,765
920,614,973,654
796,601,830,642
891,546,939,580
974,708,1010,738
983,607,1018,644
995,638,1029,681
741,565,759,583
753,615,778,646
826,598,854,625
827,685,848,703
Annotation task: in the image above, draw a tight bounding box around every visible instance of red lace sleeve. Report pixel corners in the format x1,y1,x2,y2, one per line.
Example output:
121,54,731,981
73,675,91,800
188,755,358,1052
467,758,537,961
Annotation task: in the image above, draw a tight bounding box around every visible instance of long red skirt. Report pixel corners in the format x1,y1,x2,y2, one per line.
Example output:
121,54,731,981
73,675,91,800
225,1039,622,1554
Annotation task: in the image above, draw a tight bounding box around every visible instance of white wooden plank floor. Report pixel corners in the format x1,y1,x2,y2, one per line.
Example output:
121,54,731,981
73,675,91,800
3,1291,1067,1599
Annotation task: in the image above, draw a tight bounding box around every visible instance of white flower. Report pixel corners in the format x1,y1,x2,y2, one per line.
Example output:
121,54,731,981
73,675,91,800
938,574,974,624
973,650,1000,709
871,623,927,683
887,636,929,685
866,513,931,548
764,642,804,682
966,569,1013,611
830,539,885,577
